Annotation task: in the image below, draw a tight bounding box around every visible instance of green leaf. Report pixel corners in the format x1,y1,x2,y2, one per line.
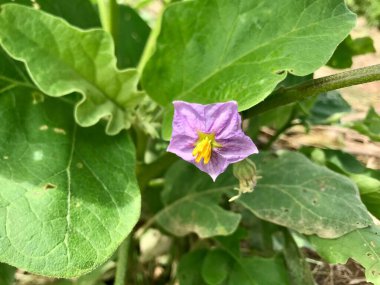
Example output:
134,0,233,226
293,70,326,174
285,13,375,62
310,225,380,285
0,4,144,135
307,91,351,124
303,148,380,219
143,0,355,136
227,255,290,285
179,233,291,285
238,152,372,238
0,263,16,285
155,161,241,238
201,249,230,285
216,232,291,285
115,5,150,68
351,107,380,141
36,0,101,29
0,88,140,277
178,250,208,285
328,35,375,69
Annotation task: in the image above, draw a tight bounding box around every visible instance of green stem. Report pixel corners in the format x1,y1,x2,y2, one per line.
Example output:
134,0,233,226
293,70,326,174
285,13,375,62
114,236,131,285
137,8,164,74
243,64,380,118
98,0,119,44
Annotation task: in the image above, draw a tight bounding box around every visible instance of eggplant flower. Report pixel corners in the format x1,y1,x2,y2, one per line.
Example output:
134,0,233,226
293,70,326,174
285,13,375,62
167,101,258,181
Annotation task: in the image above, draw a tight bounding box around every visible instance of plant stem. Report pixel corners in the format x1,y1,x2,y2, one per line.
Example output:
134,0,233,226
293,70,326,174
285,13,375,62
114,236,131,285
98,0,119,44
137,8,164,74
243,64,380,118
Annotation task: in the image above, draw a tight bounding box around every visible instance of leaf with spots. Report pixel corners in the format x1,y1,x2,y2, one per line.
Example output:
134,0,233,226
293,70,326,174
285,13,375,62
238,152,372,238
0,4,144,135
155,161,241,238
0,88,140,277
310,225,380,285
142,0,356,138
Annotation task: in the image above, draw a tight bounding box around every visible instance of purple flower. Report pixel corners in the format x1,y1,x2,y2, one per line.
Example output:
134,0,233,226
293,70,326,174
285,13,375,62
167,101,258,181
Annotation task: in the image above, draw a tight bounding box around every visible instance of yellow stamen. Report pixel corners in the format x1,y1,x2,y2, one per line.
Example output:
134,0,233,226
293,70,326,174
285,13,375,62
192,132,221,164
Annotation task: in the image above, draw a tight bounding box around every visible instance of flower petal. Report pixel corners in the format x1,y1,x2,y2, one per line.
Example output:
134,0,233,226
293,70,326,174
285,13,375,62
167,134,195,162
204,101,241,139
216,134,258,163
192,152,229,181
172,101,206,138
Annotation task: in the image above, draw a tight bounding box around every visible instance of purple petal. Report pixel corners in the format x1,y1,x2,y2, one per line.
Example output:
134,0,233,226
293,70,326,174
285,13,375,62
172,101,206,138
192,152,229,181
215,134,258,163
204,101,242,139
167,134,196,161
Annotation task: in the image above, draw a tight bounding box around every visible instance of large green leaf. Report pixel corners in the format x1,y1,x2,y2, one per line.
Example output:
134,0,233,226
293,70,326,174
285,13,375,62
239,152,372,238
302,148,380,219
155,161,241,238
0,88,140,277
0,4,144,135
142,0,355,136
310,225,380,285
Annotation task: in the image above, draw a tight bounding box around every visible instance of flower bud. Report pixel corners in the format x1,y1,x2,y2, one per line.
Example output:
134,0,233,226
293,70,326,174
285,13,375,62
230,159,261,202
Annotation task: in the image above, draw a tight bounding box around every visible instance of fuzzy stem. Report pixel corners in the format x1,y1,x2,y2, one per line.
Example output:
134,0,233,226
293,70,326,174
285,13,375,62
243,64,380,118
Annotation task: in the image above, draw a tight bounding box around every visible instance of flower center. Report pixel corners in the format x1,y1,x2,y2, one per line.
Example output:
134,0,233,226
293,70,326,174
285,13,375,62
192,132,221,164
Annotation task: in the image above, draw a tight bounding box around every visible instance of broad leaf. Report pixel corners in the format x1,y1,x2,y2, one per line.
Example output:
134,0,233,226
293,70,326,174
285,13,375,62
142,0,355,137
239,152,372,238
302,148,380,219
328,35,375,69
0,88,140,277
156,161,241,238
0,4,144,135
310,225,380,285
351,107,380,141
